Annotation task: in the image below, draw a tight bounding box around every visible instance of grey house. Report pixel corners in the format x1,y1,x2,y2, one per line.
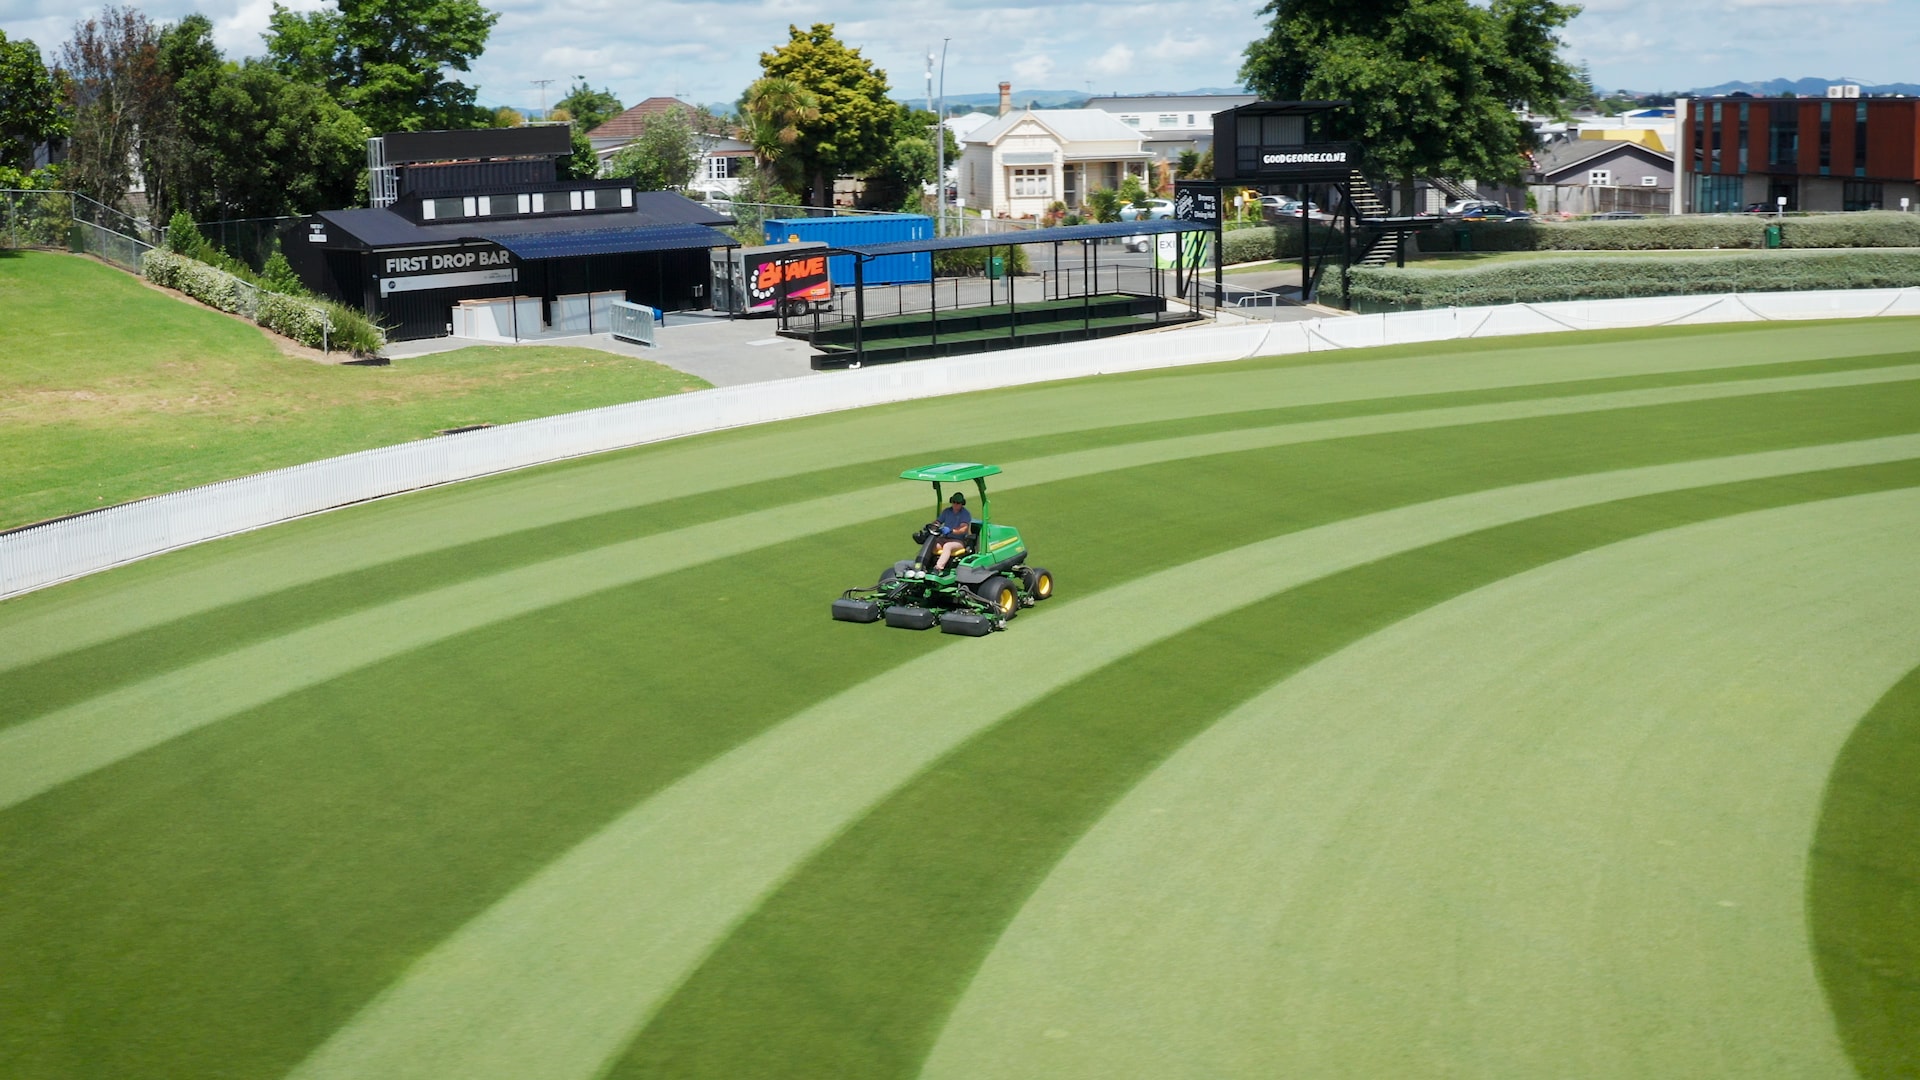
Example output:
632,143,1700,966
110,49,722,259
1528,138,1675,215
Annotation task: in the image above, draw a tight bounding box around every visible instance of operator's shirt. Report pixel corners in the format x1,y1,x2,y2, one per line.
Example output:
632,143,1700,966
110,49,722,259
937,506,972,536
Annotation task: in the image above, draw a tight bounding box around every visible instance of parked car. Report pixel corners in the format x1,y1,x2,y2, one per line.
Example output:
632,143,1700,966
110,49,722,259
688,188,733,214
1118,198,1174,222
1444,198,1504,217
1459,205,1530,222
1590,210,1644,220
1259,195,1321,219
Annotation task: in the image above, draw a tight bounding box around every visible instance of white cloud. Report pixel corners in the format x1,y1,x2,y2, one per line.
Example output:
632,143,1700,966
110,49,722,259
1147,34,1216,63
1088,43,1134,78
1012,53,1055,86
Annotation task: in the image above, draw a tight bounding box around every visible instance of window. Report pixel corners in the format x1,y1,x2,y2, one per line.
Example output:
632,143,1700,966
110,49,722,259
1010,167,1051,198
1710,102,1723,171
1843,180,1883,211
1855,101,1868,175
1738,101,1749,172
1769,103,1798,167
1695,174,1743,213
1121,115,1140,127
1186,114,1195,126
1158,114,1178,126
1588,168,1611,186
1819,101,1832,173
1641,176,1658,187
421,197,466,220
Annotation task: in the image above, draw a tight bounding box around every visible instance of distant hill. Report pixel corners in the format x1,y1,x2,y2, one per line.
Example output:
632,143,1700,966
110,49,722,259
927,86,1252,113
1659,77,1920,97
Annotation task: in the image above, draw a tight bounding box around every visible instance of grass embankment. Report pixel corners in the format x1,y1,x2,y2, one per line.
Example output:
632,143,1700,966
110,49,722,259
2,318,1918,1079
0,250,707,528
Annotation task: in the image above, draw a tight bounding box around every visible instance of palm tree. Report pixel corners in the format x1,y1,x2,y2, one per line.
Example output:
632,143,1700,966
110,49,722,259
741,76,819,192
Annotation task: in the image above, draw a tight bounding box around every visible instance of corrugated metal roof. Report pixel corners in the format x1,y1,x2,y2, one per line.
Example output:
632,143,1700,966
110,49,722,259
478,222,734,259
963,109,1146,146
314,191,733,250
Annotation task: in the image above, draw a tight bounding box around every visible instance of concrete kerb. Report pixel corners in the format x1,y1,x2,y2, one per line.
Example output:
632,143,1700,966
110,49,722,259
4,288,1918,600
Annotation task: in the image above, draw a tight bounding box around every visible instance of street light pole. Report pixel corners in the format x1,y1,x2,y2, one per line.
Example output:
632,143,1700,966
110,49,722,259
936,39,950,236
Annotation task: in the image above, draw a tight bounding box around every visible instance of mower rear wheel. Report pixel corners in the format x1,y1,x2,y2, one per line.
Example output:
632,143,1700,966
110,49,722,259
1020,566,1054,601
976,575,1019,620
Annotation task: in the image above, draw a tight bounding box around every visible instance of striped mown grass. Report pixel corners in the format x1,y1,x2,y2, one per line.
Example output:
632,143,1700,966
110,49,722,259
2,317,1918,1080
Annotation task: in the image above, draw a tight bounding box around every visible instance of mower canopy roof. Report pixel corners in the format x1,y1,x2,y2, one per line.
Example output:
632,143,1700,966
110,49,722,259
899,462,1001,483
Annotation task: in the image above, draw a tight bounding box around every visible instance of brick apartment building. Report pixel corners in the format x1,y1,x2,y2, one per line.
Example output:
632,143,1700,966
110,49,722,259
1677,93,1920,213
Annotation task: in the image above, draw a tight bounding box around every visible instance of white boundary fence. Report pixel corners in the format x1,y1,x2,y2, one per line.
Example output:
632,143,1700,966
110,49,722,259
5,287,1919,600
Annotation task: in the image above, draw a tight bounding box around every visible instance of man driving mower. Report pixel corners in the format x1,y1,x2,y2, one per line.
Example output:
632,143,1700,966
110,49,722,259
932,492,972,571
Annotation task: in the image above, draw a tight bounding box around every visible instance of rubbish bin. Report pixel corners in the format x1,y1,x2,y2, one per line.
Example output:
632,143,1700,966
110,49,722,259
1454,227,1472,252
987,254,1006,279
1764,224,1783,249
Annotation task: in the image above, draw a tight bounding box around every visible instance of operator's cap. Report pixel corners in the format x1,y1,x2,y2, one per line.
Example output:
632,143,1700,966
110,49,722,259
949,492,966,504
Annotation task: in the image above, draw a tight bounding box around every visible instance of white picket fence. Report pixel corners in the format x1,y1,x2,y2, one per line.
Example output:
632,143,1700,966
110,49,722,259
5,287,1918,600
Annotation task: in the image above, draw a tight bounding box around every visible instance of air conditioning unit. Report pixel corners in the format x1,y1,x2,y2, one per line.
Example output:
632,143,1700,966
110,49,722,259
1828,84,1862,99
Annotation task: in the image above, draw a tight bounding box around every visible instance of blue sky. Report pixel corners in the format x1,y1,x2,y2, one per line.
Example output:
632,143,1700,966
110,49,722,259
4,0,1916,116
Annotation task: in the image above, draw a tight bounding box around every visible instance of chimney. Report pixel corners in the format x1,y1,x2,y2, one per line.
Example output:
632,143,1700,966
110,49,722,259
999,82,1012,116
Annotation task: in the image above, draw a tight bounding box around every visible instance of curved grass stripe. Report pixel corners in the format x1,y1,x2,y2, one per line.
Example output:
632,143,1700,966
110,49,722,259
1809,662,1920,1079
6,368,1919,807
285,444,1920,1080
5,318,1907,673
923,490,1920,1079
610,462,1920,1080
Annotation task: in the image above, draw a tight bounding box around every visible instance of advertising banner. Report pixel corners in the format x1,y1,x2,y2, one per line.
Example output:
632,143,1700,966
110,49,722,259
746,251,833,312
1154,232,1213,270
376,243,515,297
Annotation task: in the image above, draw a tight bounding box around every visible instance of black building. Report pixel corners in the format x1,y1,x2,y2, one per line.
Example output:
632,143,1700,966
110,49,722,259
281,127,737,341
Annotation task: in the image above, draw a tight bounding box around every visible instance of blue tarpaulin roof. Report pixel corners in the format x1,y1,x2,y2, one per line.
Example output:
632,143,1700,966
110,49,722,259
473,222,734,259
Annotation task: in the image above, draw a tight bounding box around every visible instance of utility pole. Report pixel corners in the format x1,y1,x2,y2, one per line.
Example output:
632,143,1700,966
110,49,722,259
935,40,950,236
531,78,554,121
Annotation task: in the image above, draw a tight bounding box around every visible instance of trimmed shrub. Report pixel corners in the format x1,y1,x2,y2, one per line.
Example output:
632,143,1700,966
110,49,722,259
1222,222,1343,264
1417,211,1920,254
933,243,1030,277
143,248,386,355
1348,249,1920,311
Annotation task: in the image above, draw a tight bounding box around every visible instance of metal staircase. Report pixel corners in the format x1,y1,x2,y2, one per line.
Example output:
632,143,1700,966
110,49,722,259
1348,171,1404,268
1428,176,1478,204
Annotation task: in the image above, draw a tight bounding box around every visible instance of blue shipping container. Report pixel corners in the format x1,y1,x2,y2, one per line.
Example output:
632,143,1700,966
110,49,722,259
762,214,933,287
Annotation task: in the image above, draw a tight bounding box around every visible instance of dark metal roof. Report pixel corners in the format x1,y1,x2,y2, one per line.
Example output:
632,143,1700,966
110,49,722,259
837,219,1214,258
1222,100,1349,118
475,222,734,259
313,191,734,250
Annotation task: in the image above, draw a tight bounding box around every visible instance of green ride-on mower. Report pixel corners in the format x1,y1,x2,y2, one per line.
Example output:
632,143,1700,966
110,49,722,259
831,463,1055,636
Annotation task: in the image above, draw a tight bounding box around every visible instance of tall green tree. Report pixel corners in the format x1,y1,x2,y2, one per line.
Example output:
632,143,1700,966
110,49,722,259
263,0,498,135
757,24,895,207
1240,0,1580,193
604,108,700,191
740,74,819,194
0,30,65,182
554,79,621,131
146,14,367,222
60,5,167,209
858,106,942,211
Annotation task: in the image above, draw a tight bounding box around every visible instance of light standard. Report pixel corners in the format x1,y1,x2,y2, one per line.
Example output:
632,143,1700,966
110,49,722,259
933,40,950,235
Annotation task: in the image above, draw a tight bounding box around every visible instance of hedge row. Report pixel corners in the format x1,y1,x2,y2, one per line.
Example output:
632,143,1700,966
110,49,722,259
1417,211,1920,253
1347,249,1920,311
143,248,385,356
1222,222,1345,264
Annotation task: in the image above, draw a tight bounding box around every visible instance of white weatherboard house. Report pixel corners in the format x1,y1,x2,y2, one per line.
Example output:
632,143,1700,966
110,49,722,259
958,110,1154,217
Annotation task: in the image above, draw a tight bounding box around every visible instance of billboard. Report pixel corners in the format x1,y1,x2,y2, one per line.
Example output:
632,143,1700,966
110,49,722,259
746,251,832,312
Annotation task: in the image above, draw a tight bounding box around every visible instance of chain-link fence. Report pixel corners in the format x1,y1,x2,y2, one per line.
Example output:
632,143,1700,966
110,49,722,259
190,216,299,271
1,189,77,249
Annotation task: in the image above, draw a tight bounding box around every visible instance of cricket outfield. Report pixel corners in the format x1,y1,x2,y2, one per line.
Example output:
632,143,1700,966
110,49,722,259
1,317,1916,1079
